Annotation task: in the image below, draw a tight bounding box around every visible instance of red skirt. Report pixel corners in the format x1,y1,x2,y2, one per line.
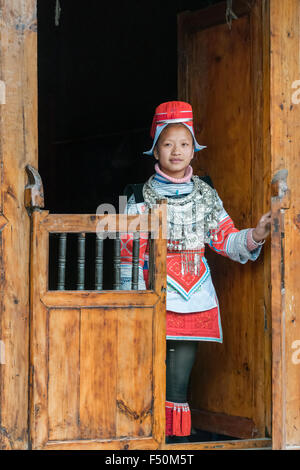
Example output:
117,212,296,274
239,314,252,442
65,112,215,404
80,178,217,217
166,307,222,342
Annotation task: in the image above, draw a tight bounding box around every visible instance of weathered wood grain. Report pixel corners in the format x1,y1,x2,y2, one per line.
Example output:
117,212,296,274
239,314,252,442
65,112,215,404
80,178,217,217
149,204,167,446
161,438,272,451
44,437,159,450
79,308,118,440
29,211,49,449
0,0,38,449
41,213,153,233
116,308,153,438
48,309,80,441
270,0,300,448
42,291,159,307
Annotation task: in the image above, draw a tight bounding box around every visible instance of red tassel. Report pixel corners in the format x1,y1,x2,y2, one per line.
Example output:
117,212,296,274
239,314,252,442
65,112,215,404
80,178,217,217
182,405,192,436
165,404,173,436
172,405,182,435
166,401,191,437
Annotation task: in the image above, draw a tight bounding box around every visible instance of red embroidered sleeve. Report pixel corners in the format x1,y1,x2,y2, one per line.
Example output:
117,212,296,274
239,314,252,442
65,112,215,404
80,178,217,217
207,215,240,258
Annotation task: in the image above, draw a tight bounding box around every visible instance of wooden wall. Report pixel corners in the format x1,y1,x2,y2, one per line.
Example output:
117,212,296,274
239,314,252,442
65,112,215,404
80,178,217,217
0,0,38,449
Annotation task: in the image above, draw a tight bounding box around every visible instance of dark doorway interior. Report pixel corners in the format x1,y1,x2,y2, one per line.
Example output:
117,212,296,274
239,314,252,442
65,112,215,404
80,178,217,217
37,0,222,214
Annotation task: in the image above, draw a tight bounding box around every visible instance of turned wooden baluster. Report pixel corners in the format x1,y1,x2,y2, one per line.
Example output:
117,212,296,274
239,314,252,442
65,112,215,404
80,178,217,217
95,234,104,290
57,233,67,290
77,233,86,290
131,232,140,290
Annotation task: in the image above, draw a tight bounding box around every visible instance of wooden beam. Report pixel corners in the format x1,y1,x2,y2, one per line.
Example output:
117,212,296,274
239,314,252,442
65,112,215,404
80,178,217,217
161,438,272,451
191,409,258,440
0,0,38,449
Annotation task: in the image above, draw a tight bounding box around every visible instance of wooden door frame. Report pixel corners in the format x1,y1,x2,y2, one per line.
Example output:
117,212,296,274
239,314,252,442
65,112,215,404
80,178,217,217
1,0,300,450
0,0,38,449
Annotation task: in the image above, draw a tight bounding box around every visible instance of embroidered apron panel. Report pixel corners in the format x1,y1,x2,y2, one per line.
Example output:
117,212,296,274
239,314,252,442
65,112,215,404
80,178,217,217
166,252,209,300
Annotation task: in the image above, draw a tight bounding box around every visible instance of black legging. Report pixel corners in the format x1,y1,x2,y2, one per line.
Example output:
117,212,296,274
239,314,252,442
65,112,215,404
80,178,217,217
166,340,198,403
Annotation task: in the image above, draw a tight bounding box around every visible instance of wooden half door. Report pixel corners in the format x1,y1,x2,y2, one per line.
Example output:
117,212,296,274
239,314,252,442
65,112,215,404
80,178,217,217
29,208,166,450
178,1,271,439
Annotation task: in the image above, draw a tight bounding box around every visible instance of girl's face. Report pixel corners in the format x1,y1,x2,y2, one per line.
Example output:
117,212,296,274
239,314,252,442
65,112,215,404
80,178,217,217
153,124,194,179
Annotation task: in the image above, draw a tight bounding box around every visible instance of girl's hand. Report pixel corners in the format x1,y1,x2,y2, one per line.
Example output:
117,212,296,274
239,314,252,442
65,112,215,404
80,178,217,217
252,211,271,243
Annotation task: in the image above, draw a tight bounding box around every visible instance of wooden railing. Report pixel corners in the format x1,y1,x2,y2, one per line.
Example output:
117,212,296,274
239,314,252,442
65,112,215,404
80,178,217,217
48,231,142,291
25,165,166,293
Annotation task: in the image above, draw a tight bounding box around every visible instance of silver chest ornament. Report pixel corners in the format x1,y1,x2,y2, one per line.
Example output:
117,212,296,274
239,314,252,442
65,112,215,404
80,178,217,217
143,175,223,275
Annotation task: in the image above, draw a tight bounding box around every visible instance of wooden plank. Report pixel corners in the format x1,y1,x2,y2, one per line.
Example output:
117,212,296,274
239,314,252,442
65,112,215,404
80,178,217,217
29,211,50,449
152,300,166,446
149,204,167,445
79,308,118,440
250,0,272,439
191,409,258,439
44,438,159,450
44,437,271,451
41,213,153,233
261,0,272,439
271,175,286,450
0,0,37,449
270,0,300,449
116,308,153,438
48,309,80,441
42,290,159,307
161,438,272,451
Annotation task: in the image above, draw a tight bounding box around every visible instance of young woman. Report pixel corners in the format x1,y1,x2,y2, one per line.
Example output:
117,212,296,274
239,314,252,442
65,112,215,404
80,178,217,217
120,101,271,441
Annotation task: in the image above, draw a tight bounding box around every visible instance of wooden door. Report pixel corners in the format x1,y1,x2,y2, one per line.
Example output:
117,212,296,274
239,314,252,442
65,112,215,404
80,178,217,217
0,0,38,449
270,0,300,450
29,203,167,449
178,0,271,439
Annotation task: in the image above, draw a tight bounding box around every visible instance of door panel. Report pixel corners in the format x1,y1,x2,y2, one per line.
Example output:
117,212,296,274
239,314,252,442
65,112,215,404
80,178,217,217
178,0,271,438
29,209,166,450
48,308,80,441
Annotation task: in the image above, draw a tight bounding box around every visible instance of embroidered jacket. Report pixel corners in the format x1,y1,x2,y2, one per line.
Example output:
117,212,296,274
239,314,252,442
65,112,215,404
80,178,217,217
120,173,262,319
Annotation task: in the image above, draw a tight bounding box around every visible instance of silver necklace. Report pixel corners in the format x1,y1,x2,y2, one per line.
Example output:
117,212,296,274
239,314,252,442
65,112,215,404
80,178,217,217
143,175,223,254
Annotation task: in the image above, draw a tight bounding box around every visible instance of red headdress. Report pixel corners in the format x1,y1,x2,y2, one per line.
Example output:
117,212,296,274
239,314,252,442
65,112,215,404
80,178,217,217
143,101,206,156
